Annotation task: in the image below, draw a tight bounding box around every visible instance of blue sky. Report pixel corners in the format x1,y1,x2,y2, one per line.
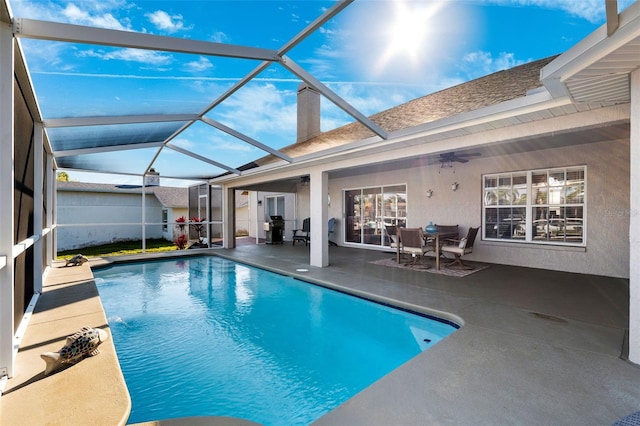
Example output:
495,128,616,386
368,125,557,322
10,0,636,186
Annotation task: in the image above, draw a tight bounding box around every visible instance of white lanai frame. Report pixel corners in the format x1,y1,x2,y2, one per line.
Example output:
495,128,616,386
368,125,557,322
2,0,640,381
0,0,381,379
0,7,15,381
11,0,388,180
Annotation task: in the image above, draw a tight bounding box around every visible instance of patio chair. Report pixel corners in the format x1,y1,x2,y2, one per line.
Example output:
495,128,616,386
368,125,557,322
385,225,403,263
440,226,479,269
292,217,311,245
328,217,337,246
398,227,431,268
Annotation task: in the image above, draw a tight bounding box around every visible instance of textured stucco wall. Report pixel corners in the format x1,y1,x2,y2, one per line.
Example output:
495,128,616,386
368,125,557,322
57,191,164,251
162,207,188,242
253,192,296,241
329,138,630,278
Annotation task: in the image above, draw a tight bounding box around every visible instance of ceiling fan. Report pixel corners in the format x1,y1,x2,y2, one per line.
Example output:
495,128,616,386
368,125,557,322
439,151,482,165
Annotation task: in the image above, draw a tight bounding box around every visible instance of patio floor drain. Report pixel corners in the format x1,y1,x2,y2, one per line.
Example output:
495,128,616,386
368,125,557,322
529,312,568,323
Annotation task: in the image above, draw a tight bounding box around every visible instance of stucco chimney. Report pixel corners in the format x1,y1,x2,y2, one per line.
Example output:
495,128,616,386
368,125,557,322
144,168,160,187
297,83,320,143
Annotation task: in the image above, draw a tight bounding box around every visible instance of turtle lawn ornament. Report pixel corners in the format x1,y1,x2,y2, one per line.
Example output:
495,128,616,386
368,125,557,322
41,326,109,375
65,254,88,266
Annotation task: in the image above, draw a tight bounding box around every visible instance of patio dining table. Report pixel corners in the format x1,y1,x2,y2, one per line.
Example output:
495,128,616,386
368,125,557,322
424,229,459,270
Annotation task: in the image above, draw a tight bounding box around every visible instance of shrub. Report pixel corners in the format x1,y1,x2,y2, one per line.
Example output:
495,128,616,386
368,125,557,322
176,216,187,234
174,234,188,250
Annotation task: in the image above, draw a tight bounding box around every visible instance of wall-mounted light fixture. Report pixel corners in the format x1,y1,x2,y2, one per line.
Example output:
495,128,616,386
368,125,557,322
451,182,459,192
426,189,433,198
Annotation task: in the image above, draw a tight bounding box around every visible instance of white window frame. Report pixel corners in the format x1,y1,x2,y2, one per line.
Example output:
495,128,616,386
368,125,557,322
265,195,285,220
482,166,586,246
162,209,168,232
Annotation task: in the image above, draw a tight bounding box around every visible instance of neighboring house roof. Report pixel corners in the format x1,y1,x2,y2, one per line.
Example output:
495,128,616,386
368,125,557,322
57,181,188,208
151,187,189,208
238,56,559,171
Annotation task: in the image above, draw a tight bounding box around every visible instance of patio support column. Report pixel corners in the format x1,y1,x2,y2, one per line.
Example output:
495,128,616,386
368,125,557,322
33,122,43,294
629,67,640,365
223,186,236,248
309,170,328,267
45,154,54,269
0,19,15,378
141,175,146,252
52,173,58,257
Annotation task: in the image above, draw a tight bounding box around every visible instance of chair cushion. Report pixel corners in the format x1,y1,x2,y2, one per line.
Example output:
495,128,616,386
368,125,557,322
441,245,463,255
458,237,467,249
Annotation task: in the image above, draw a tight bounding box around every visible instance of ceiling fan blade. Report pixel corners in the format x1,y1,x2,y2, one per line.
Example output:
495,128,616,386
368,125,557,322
455,157,469,163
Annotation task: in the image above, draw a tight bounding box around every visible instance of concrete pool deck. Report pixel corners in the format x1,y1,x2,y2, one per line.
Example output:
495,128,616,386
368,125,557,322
0,260,131,426
1,243,639,425
218,244,640,425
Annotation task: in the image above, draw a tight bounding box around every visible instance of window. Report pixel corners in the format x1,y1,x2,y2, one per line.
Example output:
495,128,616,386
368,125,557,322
162,209,168,231
265,195,285,220
483,167,585,245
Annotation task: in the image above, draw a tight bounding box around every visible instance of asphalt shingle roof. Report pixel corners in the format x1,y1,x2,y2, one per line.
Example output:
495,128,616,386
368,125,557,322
252,55,558,168
56,181,188,208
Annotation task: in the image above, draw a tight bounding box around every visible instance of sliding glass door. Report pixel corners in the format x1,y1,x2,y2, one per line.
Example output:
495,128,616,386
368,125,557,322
344,185,406,247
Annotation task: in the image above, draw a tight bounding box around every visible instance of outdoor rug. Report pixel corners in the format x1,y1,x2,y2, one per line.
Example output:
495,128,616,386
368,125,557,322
369,257,489,277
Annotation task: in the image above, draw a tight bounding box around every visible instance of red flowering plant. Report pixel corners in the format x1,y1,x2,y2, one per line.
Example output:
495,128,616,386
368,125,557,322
175,216,187,234
174,234,188,250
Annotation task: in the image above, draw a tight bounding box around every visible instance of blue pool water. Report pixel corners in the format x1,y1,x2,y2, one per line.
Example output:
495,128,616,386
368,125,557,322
95,256,458,425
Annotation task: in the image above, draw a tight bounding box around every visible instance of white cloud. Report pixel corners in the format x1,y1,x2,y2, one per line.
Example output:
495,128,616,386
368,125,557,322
77,47,173,65
485,0,637,24
62,3,130,30
210,31,229,44
184,57,214,73
214,83,297,142
460,50,527,78
11,0,133,29
146,10,190,33
19,40,70,70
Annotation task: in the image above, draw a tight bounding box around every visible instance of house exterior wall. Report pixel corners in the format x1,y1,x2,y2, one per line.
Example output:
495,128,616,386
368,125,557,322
253,192,296,241
57,191,164,251
329,138,629,278
236,205,249,236
162,207,188,242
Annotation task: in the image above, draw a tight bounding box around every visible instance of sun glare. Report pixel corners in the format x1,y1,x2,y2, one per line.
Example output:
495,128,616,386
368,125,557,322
378,0,445,70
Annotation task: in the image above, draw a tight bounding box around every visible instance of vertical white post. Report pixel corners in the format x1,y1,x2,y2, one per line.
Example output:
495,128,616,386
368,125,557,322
629,68,640,365
0,19,16,378
141,175,146,252
221,186,234,249
33,122,44,294
206,185,211,247
52,173,58,258
45,155,54,269
309,170,328,267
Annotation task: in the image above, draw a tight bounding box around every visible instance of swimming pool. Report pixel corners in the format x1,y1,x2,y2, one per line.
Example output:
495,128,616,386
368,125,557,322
95,256,458,425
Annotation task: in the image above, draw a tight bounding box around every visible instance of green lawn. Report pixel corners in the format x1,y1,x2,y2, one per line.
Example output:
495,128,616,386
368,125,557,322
57,239,177,260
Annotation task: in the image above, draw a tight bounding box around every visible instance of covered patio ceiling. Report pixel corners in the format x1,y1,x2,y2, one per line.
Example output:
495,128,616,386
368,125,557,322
5,0,640,185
